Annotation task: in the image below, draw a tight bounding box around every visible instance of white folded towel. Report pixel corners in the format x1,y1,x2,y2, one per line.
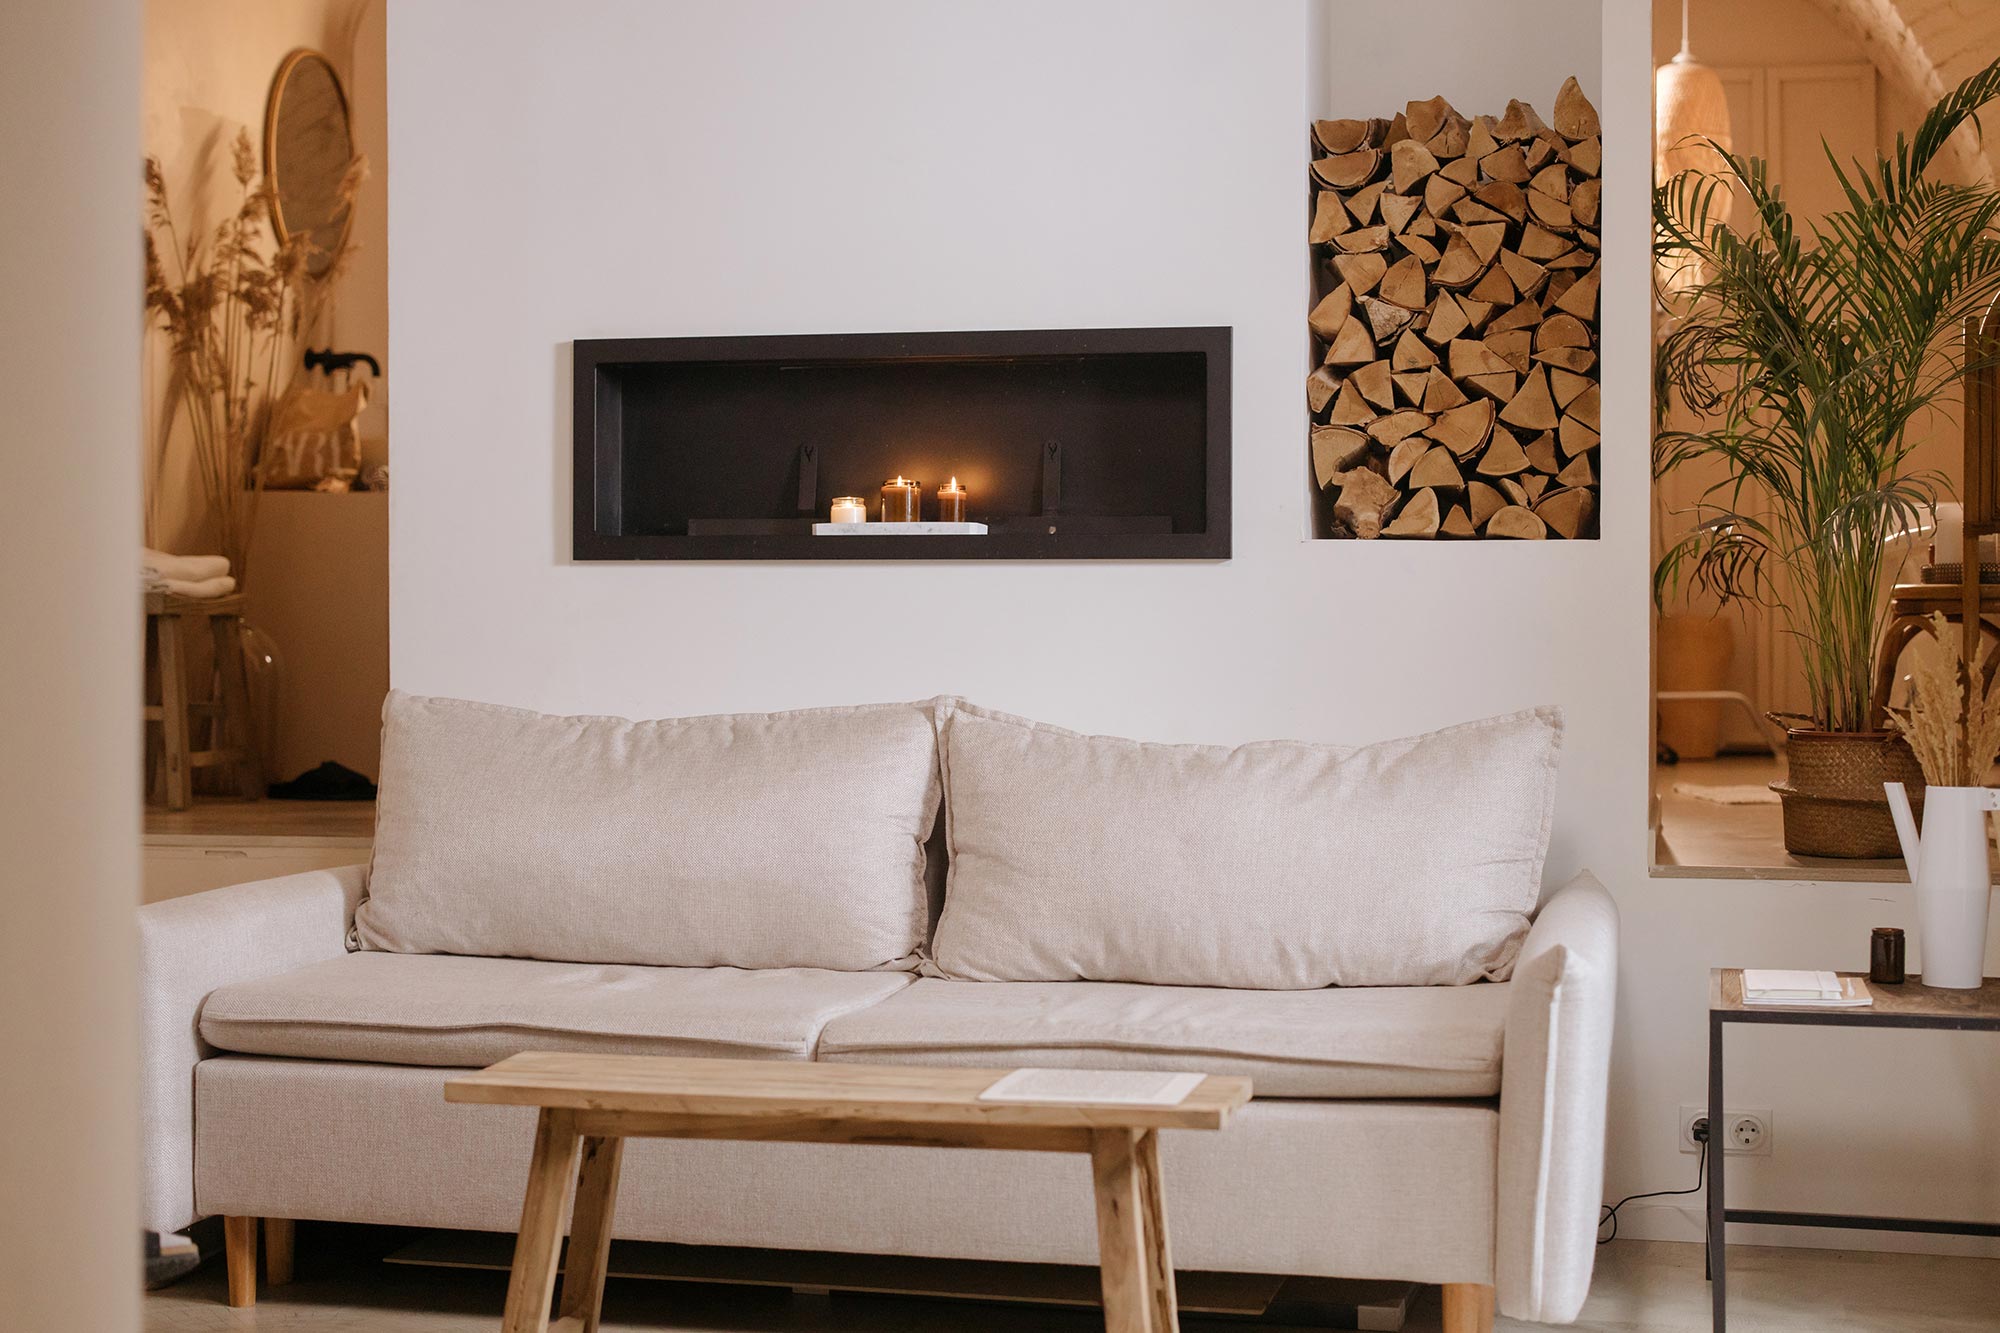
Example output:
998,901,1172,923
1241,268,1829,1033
141,548,230,583
144,573,237,600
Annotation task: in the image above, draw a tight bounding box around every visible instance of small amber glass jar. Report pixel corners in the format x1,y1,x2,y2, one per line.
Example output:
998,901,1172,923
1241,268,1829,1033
936,477,968,523
1870,926,1906,984
880,477,920,523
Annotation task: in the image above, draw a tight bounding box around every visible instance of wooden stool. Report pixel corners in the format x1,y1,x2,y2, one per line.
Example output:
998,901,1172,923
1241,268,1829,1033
144,592,261,810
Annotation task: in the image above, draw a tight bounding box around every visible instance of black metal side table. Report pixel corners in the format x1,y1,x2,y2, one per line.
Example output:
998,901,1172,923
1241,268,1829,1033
1707,968,2000,1332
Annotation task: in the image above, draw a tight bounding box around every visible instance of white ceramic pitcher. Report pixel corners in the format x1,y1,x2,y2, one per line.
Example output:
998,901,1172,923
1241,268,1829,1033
1885,782,1998,989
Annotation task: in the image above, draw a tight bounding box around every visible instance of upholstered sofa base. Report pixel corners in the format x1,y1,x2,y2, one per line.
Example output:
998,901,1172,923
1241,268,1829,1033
193,1056,1498,1286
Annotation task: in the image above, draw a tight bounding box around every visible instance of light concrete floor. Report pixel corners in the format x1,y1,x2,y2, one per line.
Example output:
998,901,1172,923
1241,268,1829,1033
144,1232,2000,1332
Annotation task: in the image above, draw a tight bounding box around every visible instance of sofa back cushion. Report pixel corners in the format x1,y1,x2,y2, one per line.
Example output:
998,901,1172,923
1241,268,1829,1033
355,692,941,971
928,700,1562,989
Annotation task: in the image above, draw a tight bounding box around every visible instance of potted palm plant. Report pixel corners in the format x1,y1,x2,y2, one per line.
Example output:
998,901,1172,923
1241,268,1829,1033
1654,57,2000,857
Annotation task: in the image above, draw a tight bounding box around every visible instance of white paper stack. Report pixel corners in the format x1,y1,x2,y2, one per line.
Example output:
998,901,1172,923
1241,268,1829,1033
977,1068,1206,1106
1741,969,1873,1007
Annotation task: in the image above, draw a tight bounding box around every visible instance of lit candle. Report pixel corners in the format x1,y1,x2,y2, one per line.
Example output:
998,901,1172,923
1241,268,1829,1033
936,476,968,523
829,495,868,524
880,476,920,523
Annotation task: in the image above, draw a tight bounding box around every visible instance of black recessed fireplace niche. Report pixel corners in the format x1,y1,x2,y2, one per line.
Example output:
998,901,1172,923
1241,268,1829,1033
572,327,1230,560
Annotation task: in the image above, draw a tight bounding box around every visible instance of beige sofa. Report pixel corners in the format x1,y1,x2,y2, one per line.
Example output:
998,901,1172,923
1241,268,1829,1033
138,695,1618,1327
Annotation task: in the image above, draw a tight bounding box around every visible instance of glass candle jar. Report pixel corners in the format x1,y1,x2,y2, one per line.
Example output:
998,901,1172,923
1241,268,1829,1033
1870,926,1906,984
936,477,968,523
880,476,920,523
829,496,868,524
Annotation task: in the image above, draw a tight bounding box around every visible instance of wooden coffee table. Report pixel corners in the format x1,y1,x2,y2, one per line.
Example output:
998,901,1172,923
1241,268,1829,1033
446,1052,1250,1333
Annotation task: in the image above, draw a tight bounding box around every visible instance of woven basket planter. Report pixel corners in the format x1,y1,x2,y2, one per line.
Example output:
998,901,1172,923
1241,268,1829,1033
1770,728,1925,859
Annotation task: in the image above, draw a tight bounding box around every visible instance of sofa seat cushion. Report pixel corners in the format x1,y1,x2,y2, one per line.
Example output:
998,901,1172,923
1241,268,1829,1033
817,977,1508,1099
199,952,914,1067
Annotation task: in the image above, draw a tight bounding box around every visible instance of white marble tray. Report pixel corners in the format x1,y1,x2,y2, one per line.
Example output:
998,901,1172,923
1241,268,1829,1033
811,522,988,536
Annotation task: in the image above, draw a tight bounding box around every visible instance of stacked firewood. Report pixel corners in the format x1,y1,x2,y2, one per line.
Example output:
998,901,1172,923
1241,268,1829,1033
1309,79,1601,539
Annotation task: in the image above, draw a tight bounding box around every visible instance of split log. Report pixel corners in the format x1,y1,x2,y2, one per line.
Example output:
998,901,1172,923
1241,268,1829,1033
1475,428,1531,476
1448,338,1513,380
1466,117,1500,161
1438,153,1480,187
1310,192,1351,243
1462,370,1518,403
1308,284,1354,340
1404,95,1461,145
1333,252,1389,295
1380,192,1422,234
1456,296,1496,331
1424,175,1469,217
1313,119,1372,155
1391,140,1441,193
1347,181,1387,224
1410,447,1464,489
1557,453,1594,489
1334,468,1400,538
1312,426,1371,489
1498,249,1548,297
1484,328,1532,373
1391,327,1438,370
1494,99,1547,141
1382,486,1441,537
1313,150,1381,190
1517,224,1572,262
1361,296,1415,341
1498,477,1529,505
1421,366,1469,412
1567,135,1601,177
1330,378,1374,425
1558,413,1600,457
1398,232,1441,264
1566,381,1600,431
1468,265,1515,307
1549,367,1592,409
1487,505,1547,538
1351,358,1396,409
1463,223,1508,266
1393,371,1429,404
1308,365,1342,414
1423,292,1470,344
1379,255,1429,310
1534,345,1595,374
1524,430,1559,473
1534,486,1595,538
1468,481,1506,527
1431,234,1487,287
1429,397,1496,456
1387,435,1429,486
1441,505,1476,537
1336,225,1391,253
1473,181,1527,224
1552,77,1600,142
1368,409,1433,447
1554,264,1600,319
1498,366,1559,430
1535,313,1591,350
1326,315,1376,365
1488,299,1543,335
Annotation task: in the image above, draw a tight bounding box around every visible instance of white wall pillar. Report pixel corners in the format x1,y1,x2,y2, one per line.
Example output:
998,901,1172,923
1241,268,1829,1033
0,2,144,1327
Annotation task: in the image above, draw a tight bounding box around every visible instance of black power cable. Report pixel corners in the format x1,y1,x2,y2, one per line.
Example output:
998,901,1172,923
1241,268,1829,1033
1599,1127,1709,1245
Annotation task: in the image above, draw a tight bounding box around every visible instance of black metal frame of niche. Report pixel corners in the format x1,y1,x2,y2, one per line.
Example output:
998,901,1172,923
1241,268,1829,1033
572,326,1231,561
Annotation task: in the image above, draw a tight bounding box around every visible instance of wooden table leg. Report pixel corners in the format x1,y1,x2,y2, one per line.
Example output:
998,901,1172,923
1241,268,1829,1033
554,1135,625,1332
501,1109,583,1333
156,614,191,811
265,1217,295,1286
1132,1129,1178,1331
222,1215,257,1308
1091,1128,1158,1333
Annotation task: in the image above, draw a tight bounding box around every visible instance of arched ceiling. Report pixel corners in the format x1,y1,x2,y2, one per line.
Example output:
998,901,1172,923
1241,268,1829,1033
1804,0,1999,181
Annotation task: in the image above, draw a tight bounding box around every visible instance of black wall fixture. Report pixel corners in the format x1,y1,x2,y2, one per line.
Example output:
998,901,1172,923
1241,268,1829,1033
572,326,1230,560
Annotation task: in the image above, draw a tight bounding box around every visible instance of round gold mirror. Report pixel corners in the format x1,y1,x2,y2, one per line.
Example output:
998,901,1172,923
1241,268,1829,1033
264,49,355,278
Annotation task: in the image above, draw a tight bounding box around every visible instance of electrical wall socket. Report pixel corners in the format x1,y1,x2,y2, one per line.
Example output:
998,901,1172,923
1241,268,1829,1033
1679,1105,1773,1155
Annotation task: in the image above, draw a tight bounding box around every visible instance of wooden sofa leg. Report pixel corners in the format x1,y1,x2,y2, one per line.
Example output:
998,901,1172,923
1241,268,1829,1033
223,1216,258,1307
265,1218,295,1286
1442,1281,1495,1333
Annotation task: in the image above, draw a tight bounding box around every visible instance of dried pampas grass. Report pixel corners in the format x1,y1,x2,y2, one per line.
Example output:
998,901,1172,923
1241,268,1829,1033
1886,612,2000,786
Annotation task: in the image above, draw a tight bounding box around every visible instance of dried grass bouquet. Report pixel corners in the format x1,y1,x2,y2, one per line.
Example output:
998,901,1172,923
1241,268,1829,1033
143,129,363,582
1886,612,2000,787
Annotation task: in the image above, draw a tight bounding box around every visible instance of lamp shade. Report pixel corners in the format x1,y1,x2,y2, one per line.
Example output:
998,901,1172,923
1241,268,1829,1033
1655,53,1732,182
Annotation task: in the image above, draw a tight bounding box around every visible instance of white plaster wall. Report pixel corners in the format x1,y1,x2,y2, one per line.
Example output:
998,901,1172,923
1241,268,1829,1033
0,2,142,1325
388,0,2000,1253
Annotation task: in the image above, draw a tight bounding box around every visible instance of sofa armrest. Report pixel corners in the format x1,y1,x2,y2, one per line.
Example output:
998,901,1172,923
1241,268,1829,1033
1494,869,1619,1324
139,865,365,1232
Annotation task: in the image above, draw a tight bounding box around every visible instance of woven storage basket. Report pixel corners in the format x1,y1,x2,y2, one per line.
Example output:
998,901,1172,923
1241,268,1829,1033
1771,728,1925,859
